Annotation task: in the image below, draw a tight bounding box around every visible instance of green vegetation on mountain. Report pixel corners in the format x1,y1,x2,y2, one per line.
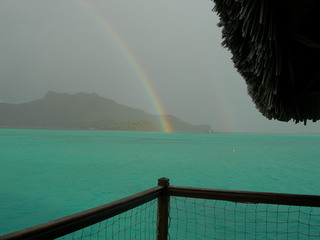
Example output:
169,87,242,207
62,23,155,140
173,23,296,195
0,91,212,132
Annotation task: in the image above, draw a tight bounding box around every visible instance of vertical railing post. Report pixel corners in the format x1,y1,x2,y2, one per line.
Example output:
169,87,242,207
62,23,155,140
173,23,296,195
157,177,170,240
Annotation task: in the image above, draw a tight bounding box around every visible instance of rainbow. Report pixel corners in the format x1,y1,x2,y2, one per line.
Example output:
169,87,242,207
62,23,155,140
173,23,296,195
214,89,236,133
79,1,173,132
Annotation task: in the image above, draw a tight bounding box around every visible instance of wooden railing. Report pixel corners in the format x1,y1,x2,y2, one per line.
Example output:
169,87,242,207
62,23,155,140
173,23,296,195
1,177,320,240
0,185,164,240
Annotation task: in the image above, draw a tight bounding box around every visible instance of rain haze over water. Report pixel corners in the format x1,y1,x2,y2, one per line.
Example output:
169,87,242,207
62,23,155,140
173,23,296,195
0,0,319,134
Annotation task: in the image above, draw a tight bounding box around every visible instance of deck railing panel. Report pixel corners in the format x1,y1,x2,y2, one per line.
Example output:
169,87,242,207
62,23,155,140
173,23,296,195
1,178,320,240
57,199,158,240
169,196,320,240
0,186,163,240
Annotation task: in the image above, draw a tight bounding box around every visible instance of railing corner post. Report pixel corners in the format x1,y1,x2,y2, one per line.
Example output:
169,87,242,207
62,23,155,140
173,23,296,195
157,177,170,240
158,177,169,187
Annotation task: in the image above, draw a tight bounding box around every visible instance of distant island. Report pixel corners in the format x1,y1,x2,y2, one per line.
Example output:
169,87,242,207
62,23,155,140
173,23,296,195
0,91,212,133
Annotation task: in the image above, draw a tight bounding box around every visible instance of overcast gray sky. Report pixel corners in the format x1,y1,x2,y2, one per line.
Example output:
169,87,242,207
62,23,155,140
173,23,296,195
0,0,319,134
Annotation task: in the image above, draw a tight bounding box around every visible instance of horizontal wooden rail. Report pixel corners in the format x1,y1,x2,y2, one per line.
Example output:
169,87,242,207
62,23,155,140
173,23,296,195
0,186,164,240
168,185,320,207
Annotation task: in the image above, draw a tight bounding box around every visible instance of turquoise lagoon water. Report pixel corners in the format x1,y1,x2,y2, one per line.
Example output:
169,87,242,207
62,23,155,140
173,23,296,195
1,128,320,235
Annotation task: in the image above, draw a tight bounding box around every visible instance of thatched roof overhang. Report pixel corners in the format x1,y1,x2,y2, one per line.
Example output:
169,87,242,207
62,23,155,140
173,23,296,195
213,0,320,124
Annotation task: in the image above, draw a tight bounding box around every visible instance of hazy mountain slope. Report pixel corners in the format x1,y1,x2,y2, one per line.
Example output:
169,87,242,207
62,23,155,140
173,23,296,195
0,91,212,132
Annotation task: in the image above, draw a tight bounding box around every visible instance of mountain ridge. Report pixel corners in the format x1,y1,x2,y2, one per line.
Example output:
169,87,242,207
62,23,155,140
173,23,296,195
0,91,212,132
